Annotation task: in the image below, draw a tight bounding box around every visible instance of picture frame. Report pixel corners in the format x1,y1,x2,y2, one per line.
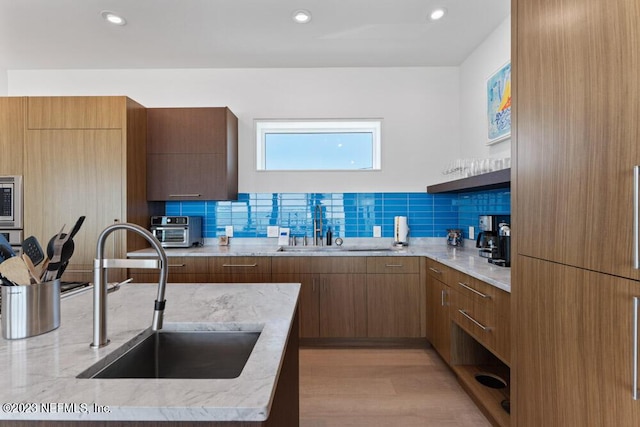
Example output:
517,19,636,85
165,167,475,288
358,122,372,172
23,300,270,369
486,61,511,145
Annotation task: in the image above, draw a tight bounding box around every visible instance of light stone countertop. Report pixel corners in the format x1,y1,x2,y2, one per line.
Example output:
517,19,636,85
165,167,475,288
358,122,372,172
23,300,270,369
128,238,511,293
0,283,300,422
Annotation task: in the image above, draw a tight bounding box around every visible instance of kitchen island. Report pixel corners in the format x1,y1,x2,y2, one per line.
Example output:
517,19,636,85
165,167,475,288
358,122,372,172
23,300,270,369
0,282,300,426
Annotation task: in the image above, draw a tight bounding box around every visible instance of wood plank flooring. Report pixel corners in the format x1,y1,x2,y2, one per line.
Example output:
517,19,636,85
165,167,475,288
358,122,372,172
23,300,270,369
299,348,491,427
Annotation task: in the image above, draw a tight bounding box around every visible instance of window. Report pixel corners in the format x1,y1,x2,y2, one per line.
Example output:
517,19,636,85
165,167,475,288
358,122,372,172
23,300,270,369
256,120,381,171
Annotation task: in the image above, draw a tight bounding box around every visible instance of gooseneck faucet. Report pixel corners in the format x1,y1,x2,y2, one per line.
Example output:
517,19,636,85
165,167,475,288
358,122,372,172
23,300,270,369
91,223,168,349
313,204,323,246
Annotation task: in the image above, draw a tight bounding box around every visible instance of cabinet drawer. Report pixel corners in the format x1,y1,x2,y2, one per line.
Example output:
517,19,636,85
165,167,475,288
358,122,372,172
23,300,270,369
272,257,314,274
366,256,419,274
450,289,495,350
128,256,209,275
311,257,366,273
426,258,450,282
452,271,497,304
209,257,272,275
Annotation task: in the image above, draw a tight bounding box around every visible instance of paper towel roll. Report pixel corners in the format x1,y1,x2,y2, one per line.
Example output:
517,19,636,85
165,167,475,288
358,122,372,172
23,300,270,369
394,216,409,244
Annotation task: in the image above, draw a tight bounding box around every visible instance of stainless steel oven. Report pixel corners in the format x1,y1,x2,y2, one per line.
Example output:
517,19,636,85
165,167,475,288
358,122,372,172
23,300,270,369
150,216,202,248
0,175,22,229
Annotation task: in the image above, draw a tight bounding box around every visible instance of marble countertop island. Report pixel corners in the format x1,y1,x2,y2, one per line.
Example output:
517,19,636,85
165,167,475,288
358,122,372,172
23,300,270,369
0,283,300,422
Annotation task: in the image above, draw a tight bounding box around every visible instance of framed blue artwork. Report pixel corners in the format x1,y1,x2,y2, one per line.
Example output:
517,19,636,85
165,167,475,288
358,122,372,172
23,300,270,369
486,61,511,145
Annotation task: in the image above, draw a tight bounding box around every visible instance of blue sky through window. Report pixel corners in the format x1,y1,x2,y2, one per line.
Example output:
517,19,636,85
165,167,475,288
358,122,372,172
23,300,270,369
264,132,373,170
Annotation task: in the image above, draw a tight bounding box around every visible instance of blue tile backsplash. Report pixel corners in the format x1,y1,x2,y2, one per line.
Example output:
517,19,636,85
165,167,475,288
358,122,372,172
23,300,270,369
165,189,510,239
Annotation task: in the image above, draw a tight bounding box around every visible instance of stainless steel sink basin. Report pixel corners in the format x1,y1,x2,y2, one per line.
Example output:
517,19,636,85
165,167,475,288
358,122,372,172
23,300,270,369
77,328,261,379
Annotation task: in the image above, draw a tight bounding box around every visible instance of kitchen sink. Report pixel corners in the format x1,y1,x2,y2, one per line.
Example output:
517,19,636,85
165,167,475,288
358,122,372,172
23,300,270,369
276,246,400,253
77,327,261,379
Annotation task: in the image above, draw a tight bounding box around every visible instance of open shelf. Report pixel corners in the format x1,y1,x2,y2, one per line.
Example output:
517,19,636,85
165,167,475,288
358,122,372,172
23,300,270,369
426,168,511,194
453,364,510,427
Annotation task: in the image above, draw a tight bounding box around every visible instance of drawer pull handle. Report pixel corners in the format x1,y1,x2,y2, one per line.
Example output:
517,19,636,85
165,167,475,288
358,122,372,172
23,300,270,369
634,296,639,400
458,282,491,299
429,267,442,274
458,309,491,331
168,264,186,268
169,194,201,198
385,264,404,268
222,263,258,268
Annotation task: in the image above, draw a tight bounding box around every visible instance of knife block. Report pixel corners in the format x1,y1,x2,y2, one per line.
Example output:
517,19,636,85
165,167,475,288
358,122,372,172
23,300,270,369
1,280,60,339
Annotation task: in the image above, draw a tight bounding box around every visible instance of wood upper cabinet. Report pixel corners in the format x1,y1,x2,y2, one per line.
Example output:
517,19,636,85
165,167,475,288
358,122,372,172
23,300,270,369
513,256,640,426
146,107,238,201
366,257,423,338
0,97,25,175
23,96,154,283
514,0,640,280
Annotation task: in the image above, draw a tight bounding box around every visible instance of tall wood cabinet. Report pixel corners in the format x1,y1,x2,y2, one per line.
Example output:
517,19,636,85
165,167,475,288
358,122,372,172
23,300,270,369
146,107,238,201
513,0,640,424
0,97,25,175
24,96,158,282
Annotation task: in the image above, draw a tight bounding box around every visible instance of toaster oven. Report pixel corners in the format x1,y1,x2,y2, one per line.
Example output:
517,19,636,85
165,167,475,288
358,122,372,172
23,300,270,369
150,216,202,248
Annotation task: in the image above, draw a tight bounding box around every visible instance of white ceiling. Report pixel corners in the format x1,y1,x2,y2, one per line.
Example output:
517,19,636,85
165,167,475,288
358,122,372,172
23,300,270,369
0,0,510,70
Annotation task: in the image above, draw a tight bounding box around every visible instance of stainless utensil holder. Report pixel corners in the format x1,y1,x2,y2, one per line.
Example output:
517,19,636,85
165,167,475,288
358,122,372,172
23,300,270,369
1,280,60,339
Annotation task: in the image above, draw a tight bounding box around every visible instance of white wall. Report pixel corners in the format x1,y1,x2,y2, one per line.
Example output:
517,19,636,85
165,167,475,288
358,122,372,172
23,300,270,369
459,16,511,160
0,68,7,96
8,67,459,193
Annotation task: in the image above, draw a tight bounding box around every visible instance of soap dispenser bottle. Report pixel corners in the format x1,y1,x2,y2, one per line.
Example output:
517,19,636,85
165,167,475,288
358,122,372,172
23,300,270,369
326,228,333,246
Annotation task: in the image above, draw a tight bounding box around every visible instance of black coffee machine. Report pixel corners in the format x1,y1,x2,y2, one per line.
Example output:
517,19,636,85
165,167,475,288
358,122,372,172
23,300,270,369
489,223,511,267
476,214,510,262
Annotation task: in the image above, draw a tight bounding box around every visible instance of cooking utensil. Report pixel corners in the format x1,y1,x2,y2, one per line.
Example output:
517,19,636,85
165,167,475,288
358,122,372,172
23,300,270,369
0,256,31,285
22,254,41,284
22,236,45,266
44,225,73,282
0,234,15,263
45,216,85,281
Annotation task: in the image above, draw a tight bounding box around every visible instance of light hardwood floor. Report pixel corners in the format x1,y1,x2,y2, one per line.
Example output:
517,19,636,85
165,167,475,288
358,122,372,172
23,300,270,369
299,348,491,427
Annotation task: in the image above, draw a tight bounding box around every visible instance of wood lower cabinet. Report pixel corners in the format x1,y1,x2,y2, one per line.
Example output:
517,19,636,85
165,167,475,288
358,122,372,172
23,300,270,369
514,255,640,426
209,256,272,283
129,256,210,283
0,97,25,176
23,96,158,283
146,107,238,201
272,257,367,338
450,270,510,365
426,259,452,364
366,257,423,338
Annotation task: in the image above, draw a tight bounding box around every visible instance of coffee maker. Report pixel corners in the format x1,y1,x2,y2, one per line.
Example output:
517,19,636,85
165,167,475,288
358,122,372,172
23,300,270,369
476,214,510,259
489,223,511,267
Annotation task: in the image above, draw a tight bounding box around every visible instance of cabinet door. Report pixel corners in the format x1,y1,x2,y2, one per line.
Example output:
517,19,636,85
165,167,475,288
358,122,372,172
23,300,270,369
428,277,451,364
514,255,640,426
27,96,124,129
367,273,421,338
25,129,123,281
0,97,25,175
515,0,640,279
318,273,367,338
147,108,229,153
273,273,318,338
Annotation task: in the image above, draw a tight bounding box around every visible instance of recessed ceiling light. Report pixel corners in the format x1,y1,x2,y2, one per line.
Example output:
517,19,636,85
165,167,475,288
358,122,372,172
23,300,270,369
101,10,127,26
429,8,447,21
292,9,312,24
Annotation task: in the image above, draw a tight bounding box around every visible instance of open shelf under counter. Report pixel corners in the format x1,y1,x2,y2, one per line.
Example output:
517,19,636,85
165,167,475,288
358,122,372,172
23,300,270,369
426,168,511,194
453,364,511,427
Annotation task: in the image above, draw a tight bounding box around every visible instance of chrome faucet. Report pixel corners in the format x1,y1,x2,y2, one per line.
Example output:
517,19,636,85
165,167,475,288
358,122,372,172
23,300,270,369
91,223,168,349
313,204,323,246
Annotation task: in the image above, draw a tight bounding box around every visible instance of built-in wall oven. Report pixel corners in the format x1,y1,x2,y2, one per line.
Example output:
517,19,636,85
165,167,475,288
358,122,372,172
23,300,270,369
0,175,23,253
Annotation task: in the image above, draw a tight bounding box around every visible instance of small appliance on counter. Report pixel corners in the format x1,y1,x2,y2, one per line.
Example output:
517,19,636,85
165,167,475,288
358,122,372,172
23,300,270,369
476,214,510,259
393,216,410,246
446,229,464,247
489,223,511,267
150,216,202,248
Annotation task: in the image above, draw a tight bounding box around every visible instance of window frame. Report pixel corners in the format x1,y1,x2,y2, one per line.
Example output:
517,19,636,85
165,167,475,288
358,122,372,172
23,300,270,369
255,119,382,171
